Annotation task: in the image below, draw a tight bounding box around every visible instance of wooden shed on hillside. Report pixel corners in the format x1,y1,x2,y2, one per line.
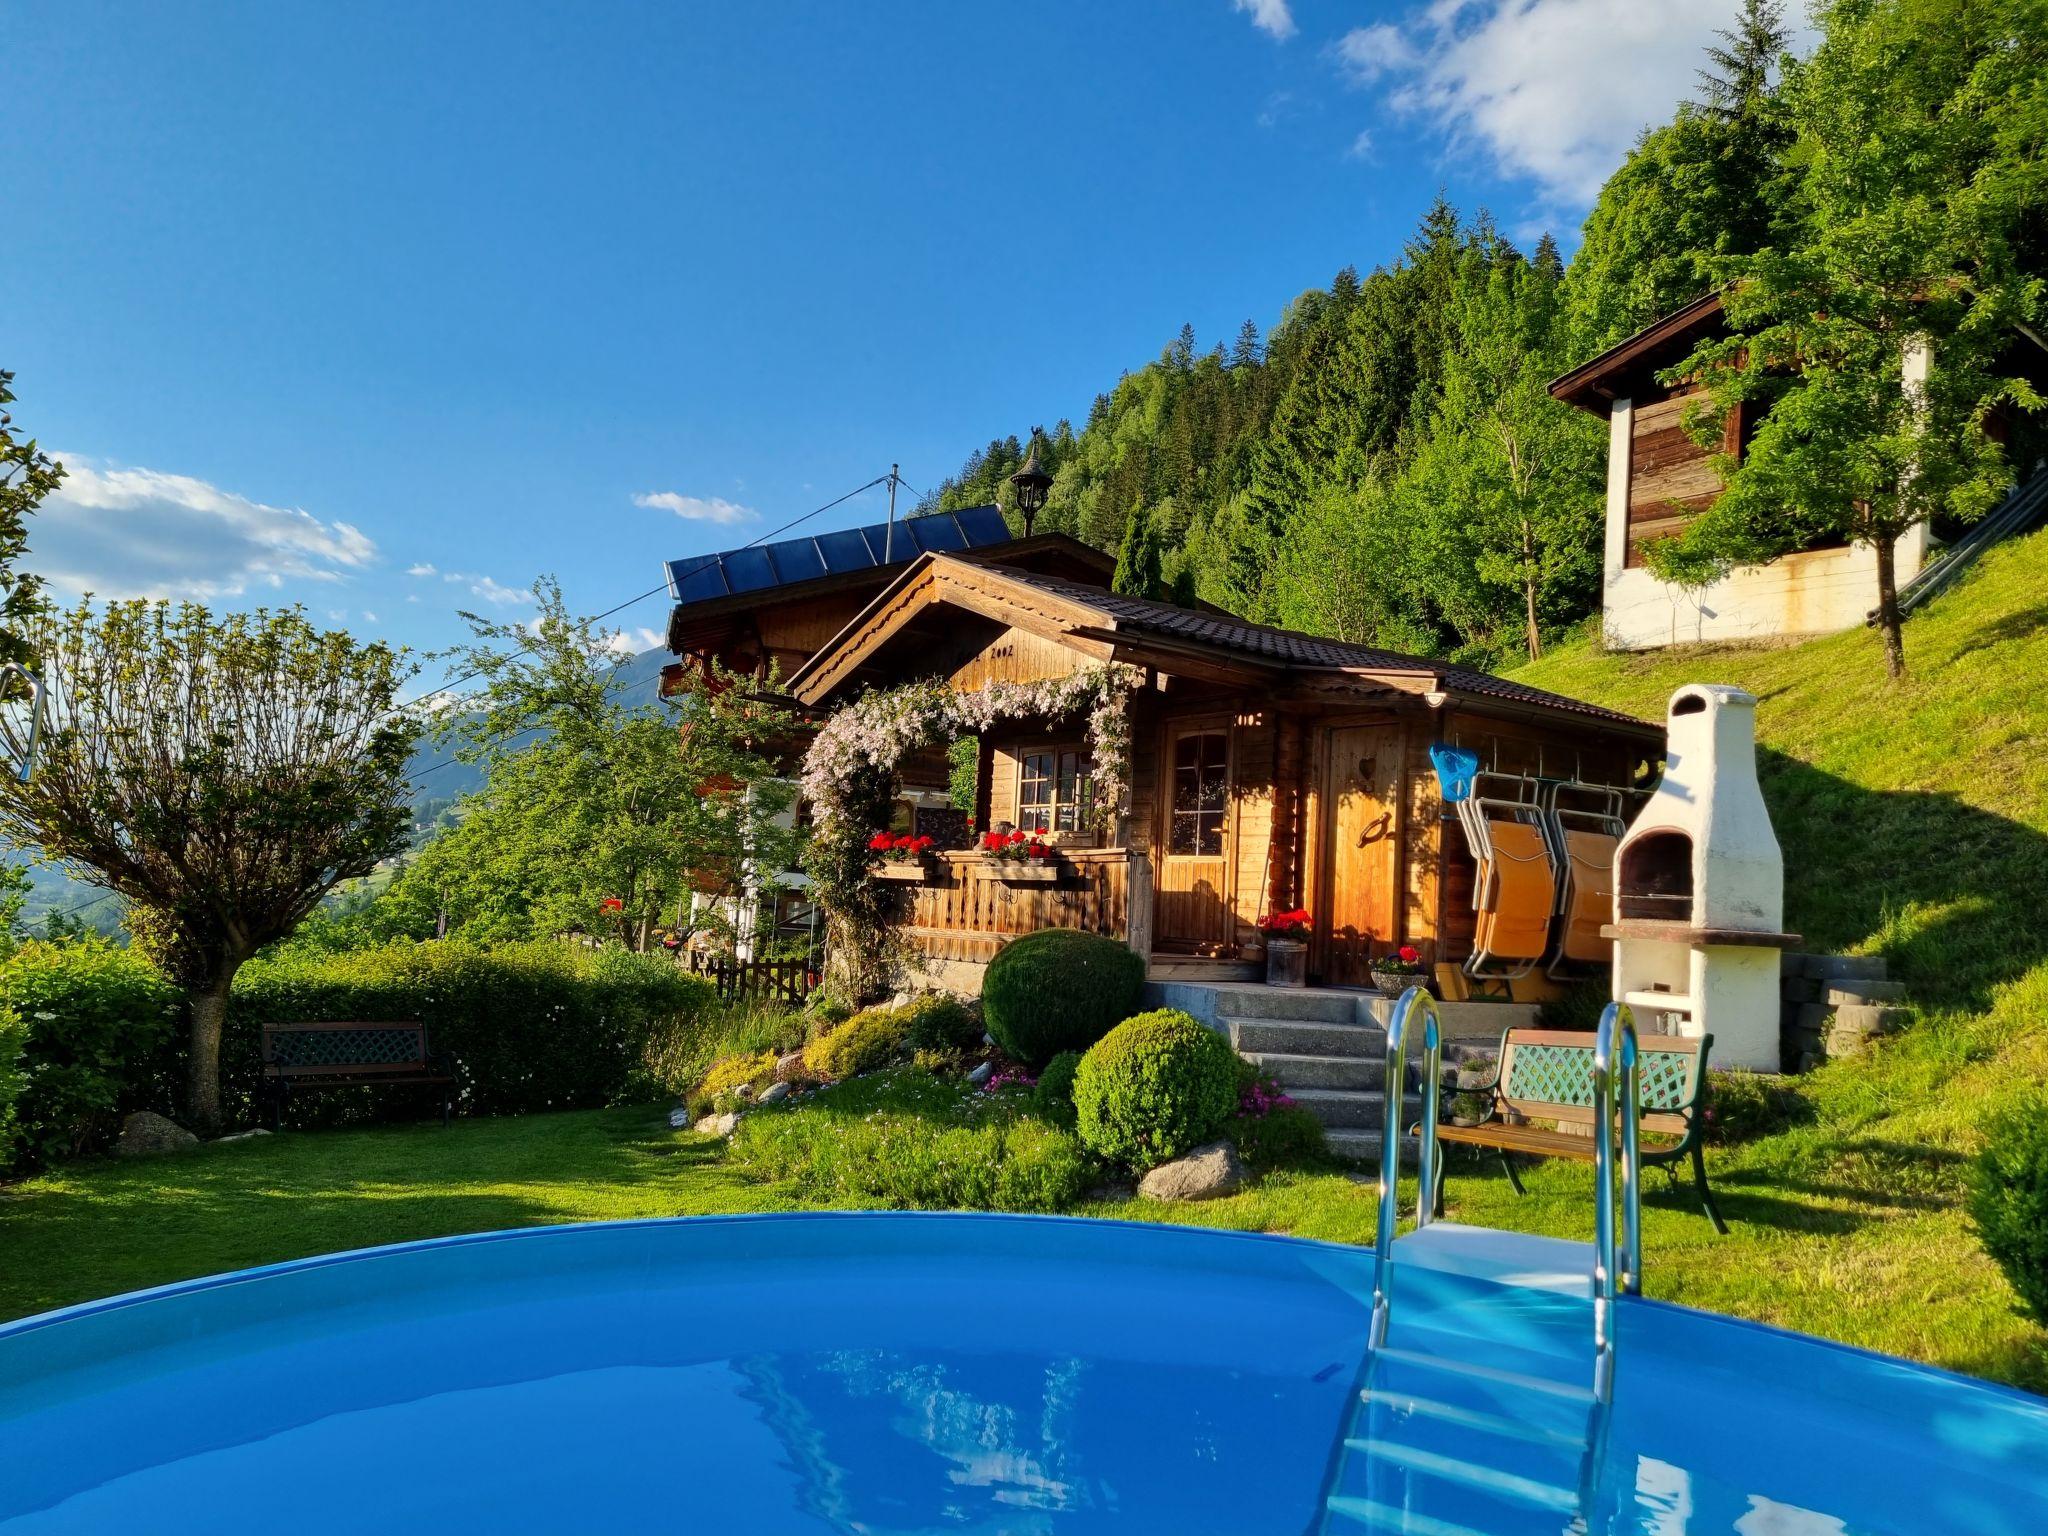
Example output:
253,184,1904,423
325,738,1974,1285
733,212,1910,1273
787,554,1663,990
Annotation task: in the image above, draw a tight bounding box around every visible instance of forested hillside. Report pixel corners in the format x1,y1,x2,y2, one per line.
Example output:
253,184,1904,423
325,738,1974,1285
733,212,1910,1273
919,0,2042,671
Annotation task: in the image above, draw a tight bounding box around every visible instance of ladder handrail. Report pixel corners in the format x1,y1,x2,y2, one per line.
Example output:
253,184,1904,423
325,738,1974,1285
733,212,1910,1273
1368,987,1441,1350
1590,1002,1643,1403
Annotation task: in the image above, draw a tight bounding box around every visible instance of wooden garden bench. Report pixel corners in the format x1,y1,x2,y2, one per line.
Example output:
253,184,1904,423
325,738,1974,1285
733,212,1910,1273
1432,1026,1726,1233
260,1021,456,1130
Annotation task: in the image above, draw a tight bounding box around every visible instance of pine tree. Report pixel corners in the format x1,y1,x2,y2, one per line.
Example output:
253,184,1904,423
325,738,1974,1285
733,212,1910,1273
1112,506,1165,600
1168,323,1197,371
1699,0,1791,117
1231,319,1263,369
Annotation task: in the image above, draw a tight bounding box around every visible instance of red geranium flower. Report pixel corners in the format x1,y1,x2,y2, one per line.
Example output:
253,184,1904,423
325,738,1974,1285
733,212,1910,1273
1397,944,1421,965
868,831,895,852
599,897,624,913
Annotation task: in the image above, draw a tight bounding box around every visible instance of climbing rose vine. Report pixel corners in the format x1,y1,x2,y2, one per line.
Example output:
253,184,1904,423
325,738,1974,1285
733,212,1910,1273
799,664,1144,838
799,663,1144,1000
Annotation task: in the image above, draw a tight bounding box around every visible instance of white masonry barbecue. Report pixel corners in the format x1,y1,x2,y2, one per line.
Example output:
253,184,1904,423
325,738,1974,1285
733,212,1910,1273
1604,684,1799,1071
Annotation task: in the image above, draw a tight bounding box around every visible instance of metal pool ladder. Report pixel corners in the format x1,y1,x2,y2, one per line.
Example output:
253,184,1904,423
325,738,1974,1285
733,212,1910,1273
1367,992,1642,1400
1321,996,1644,1534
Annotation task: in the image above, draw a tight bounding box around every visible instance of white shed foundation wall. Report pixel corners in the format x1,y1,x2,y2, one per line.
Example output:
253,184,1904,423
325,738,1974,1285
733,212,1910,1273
1600,395,1929,652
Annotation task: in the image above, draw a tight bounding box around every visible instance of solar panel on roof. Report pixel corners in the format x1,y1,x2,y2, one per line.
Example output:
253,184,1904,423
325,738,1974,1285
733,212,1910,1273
762,535,826,585
955,504,1013,547
907,516,966,554
720,547,776,594
663,504,1012,611
816,526,877,571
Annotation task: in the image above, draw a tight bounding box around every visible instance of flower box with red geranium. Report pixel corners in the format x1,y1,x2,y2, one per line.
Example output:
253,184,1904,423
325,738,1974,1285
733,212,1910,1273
1258,908,1312,988
1369,944,1431,999
869,831,939,883
974,826,1061,883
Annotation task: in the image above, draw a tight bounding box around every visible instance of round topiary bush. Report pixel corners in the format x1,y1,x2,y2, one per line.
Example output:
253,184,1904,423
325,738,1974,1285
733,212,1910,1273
1969,1089,2048,1326
1073,1008,1240,1171
981,929,1145,1067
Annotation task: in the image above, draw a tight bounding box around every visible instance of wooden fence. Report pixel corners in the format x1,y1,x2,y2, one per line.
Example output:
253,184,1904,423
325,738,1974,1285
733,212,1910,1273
684,952,819,1007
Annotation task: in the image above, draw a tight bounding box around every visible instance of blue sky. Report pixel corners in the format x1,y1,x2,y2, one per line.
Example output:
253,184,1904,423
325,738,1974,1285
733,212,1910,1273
6,1,1773,683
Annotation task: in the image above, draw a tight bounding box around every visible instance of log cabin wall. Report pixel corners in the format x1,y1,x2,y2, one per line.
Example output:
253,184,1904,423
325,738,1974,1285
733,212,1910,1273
1625,384,1734,567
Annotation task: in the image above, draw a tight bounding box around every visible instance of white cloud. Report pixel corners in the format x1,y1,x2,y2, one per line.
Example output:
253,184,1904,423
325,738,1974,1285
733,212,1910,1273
442,571,534,607
603,625,665,657
362,610,378,623
406,562,437,577
1232,0,1296,41
632,491,755,525
456,573,535,608
32,459,375,601
1331,24,1418,86
1347,129,1376,161
1338,1,1812,207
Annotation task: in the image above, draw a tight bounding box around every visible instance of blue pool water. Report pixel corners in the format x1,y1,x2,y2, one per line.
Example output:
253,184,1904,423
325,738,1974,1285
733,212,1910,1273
0,1214,2043,1534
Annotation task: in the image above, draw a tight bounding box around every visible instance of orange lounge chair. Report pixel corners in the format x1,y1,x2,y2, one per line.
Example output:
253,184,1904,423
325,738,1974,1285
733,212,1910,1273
1473,820,1553,967
1559,828,1618,962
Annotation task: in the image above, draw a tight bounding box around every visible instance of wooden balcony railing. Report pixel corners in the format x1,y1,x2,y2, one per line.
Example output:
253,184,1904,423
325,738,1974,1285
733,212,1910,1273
901,849,1136,965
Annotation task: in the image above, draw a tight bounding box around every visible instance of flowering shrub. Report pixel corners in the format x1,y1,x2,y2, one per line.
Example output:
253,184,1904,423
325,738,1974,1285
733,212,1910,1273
1258,908,1311,935
1237,1068,1296,1118
1374,944,1428,976
983,1064,1038,1093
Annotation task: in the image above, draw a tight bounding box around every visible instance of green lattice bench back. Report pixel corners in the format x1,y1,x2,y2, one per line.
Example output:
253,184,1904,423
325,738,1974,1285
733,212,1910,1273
264,1023,430,1073
1498,1027,1706,1139
259,1020,455,1129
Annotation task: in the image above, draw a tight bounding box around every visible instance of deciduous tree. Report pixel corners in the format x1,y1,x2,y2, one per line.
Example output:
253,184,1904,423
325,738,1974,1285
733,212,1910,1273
0,603,418,1131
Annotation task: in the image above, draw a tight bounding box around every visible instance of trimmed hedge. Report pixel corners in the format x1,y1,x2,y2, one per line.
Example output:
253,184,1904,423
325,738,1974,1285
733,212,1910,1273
1073,1008,1240,1171
225,939,717,1125
981,929,1145,1067
0,1000,23,1162
1970,1089,2048,1326
0,938,183,1168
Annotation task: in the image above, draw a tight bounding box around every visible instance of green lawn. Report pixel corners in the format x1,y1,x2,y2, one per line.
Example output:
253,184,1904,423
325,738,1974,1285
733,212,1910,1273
5,1100,2040,1392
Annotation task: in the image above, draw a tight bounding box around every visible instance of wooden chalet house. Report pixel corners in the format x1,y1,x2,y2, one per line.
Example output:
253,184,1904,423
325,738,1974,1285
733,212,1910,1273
1551,293,2047,651
663,513,1661,993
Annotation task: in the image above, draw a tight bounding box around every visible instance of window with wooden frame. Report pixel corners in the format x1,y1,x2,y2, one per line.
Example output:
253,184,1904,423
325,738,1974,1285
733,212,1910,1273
1168,730,1229,856
1018,747,1094,833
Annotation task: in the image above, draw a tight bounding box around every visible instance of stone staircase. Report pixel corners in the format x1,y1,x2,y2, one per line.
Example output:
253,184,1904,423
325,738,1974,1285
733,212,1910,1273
1213,987,1402,1164
1183,984,1545,1164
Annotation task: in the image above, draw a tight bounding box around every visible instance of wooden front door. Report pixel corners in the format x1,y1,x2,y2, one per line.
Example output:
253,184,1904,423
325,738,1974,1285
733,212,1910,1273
1319,722,1403,986
1154,720,1235,953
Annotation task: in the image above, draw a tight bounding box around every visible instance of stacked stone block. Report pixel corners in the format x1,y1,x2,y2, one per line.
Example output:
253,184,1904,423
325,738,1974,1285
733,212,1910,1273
1778,953,1908,1071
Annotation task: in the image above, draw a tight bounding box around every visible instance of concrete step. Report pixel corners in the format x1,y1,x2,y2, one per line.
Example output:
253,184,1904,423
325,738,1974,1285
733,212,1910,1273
1242,1051,1387,1091
1226,1017,1389,1057
1362,996,1543,1042
1799,954,1888,981
1324,1128,1383,1164
1293,1088,1418,1131
1208,985,1364,1022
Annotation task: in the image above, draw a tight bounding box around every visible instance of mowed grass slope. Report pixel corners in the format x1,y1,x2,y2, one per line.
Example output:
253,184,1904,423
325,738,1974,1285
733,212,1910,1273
1499,524,2048,1385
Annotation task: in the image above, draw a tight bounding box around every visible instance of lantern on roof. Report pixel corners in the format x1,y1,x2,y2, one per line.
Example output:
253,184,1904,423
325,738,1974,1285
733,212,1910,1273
1010,426,1052,537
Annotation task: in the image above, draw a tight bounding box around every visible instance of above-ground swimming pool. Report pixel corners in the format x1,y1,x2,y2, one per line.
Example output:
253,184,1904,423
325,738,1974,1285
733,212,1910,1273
1,1213,2043,1534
